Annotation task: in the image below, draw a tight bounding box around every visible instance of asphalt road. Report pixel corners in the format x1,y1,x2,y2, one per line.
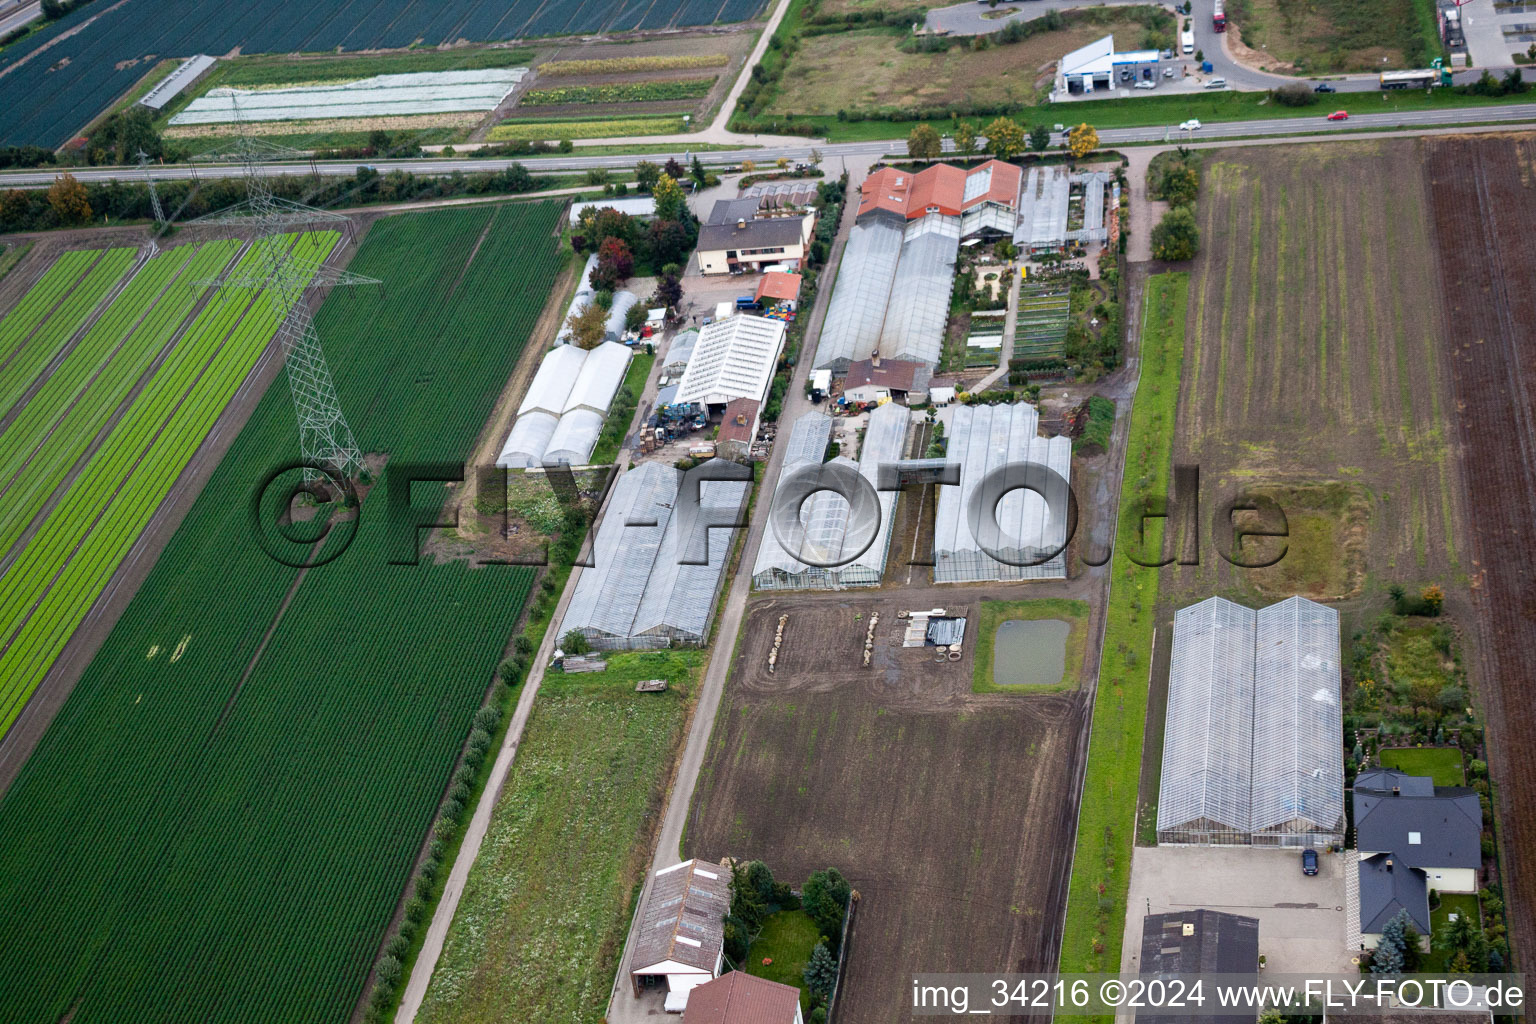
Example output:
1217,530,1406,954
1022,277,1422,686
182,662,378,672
4,101,1534,189
0,0,38,36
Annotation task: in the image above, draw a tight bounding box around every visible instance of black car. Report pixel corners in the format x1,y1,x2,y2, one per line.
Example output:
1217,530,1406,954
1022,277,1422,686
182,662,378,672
1301,848,1319,875
1314,82,1336,93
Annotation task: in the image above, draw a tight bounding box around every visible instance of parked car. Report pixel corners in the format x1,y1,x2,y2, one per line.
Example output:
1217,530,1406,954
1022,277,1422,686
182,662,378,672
1179,119,1202,131
1327,109,1349,120
1134,80,1157,90
1205,77,1227,89
1314,82,1336,93
1163,67,1176,78
1302,848,1319,875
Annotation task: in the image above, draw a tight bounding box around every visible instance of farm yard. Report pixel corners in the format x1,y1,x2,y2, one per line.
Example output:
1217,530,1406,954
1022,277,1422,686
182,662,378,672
1421,132,1536,965
0,234,333,741
0,202,566,1024
417,652,702,1024
687,589,1090,1024
0,0,767,147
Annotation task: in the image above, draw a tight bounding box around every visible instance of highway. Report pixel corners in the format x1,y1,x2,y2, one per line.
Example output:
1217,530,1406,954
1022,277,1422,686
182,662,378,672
0,0,38,36
2,101,1534,188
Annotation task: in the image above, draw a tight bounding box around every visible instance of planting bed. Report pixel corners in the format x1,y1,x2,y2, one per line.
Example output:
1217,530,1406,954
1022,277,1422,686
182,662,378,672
1422,131,1536,963
688,588,1089,1024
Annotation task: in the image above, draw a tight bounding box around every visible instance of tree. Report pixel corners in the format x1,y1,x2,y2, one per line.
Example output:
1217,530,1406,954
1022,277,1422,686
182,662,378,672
1067,122,1099,159
1161,164,1200,207
1421,584,1444,615
624,303,648,333
585,167,610,186
560,630,590,655
953,121,976,157
803,941,838,1000
652,272,683,310
1028,123,1052,153
808,147,823,166
565,301,607,349
1371,910,1410,974
634,160,661,192
47,173,91,225
802,868,851,946
1270,82,1319,107
652,172,686,222
591,237,634,291
907,123,942,160
984,117,1026,160
740,159,756,174
644,218,691,270
1151,206,1200,261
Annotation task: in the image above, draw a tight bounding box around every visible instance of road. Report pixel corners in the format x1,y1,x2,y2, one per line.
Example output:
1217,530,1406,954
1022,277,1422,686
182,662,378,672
6,100,1535,191
0,0,37,36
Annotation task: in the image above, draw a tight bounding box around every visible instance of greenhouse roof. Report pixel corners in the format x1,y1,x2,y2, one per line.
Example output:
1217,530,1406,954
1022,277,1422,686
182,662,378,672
568,196,656,225
812,218,903,372
663,329,699,371
172,68,525,124
752,412,833,579
518,345,588,417
563,341,631,416
1014,166,1071,249
879,213,960,367
675,314,785,407
495,410,559,469
604,292,640,342
544,408,605,467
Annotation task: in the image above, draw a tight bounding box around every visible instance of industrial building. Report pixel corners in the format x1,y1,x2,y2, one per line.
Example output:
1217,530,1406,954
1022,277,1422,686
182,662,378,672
1054,33,1163,95
1156,596,1345,848
1138,910,1259,1024
932,402,1071,583
1013,166,1112,254
813,161,1024,375
559,460,749,649
674,313,786,411
628,859,731,1009
751,402,911,590
496,341,631,468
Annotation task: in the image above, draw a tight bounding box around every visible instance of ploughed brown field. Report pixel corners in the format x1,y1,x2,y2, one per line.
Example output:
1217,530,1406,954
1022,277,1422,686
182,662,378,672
686,590,1088,1023
1422,132,1536,963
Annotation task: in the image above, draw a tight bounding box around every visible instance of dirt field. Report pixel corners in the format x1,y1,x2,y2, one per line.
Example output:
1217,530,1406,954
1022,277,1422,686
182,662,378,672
686,588,1090,1023
1226,0,1424,73
766,23,1158,115
1422,132,1536,964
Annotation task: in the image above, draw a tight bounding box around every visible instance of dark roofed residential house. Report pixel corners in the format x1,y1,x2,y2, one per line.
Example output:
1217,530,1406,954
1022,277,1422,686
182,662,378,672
841,357,932,405
683,971,804,1024
629,859,732,1011
1139,909,1259,1024
708,197,762,227
697,213,815,276
1353,769,1481,948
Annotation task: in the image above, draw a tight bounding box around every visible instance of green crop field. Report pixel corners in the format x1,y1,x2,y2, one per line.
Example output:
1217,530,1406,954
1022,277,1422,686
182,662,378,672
0,202,565,1024
0,236,325,736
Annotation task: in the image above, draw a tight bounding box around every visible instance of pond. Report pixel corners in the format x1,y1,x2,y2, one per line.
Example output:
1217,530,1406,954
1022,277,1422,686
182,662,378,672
992,618,1070,686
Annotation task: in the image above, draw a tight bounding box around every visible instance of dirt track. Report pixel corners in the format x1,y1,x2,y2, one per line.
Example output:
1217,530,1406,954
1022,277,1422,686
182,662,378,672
1423,133,1536,965
686,588,1089,1023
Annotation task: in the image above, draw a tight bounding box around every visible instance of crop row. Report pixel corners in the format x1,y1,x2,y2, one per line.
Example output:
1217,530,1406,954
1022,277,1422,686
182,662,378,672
537,53,731,76
0,243,242,564
521,77,714,106
0,249,96,390
0,248,135,418
0,234,325,736
0,203,566,1024
488,115,686,141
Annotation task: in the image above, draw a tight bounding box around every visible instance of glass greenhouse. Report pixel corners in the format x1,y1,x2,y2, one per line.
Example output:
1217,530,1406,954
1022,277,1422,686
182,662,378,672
560,461,748,650
812,218,903,374
1156,595,1344,847
879,213,960,367
932,403,1071,583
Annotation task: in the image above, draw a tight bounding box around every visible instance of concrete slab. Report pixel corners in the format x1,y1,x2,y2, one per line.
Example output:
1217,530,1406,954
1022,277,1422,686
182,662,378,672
1121,846,1357,976
1458,0,1533,69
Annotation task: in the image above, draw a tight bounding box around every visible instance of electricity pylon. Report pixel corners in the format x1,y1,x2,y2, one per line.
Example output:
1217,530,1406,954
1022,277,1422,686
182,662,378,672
191,95,376,479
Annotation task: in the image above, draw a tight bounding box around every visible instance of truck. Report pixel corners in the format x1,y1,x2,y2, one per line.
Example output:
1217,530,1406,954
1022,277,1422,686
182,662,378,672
1181,27,1195,53
1212,0,1225,31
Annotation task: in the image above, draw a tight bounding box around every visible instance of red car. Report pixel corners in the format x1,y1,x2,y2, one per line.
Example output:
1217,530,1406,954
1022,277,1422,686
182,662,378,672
1327,110,1349,121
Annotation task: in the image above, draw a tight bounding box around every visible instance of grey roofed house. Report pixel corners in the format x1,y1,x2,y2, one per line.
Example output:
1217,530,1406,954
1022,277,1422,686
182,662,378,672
708,197,763,226
1354,770,1482,869
697,217,808,254
631,859,732,994
1139,909,1259,1024
1359,852,1432,934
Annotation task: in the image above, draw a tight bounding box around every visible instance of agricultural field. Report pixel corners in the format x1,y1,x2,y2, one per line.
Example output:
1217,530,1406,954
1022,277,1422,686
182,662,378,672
0,0,766,147
0,234,333,739
0,201,566,1024
1421,131,1536,963
488,116,688,142
1014,281,1072,364
417,652,701,1024
1224,0,1443,74
687,589,1089,1024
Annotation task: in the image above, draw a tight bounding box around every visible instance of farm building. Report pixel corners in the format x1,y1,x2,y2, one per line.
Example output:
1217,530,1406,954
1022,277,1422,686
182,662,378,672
715,397,762,460
751,402,911,590
932,403,1071,583
1054,34,1162,94
1156,596,1345,848
841,357,932,405
568,195,657,226
629,859,731,1009
662,328,700,378
683,971,804,1024
1354,768,1482,947
496,341,631,468
138,55,216,110
559,461,749,650
1139,910,1259,1024
674,314,786,411
813,161,1023,375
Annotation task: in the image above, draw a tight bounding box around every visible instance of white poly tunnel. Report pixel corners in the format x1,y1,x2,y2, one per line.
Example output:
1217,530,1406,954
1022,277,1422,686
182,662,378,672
496,342,631,468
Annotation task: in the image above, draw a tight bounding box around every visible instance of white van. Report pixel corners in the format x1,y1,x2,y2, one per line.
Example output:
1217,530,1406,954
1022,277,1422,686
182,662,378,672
1181,27,1194,53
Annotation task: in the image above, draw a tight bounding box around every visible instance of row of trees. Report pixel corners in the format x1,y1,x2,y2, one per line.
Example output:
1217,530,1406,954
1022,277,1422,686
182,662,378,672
906,120,1099,162
1149,149,1201,262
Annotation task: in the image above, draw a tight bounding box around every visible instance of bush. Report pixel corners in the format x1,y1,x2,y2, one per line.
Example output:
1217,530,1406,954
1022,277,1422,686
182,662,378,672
1270,82,1319,107
1151,206,1200,261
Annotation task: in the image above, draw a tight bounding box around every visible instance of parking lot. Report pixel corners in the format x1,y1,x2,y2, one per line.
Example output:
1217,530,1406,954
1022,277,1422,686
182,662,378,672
1121,846,1357,975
